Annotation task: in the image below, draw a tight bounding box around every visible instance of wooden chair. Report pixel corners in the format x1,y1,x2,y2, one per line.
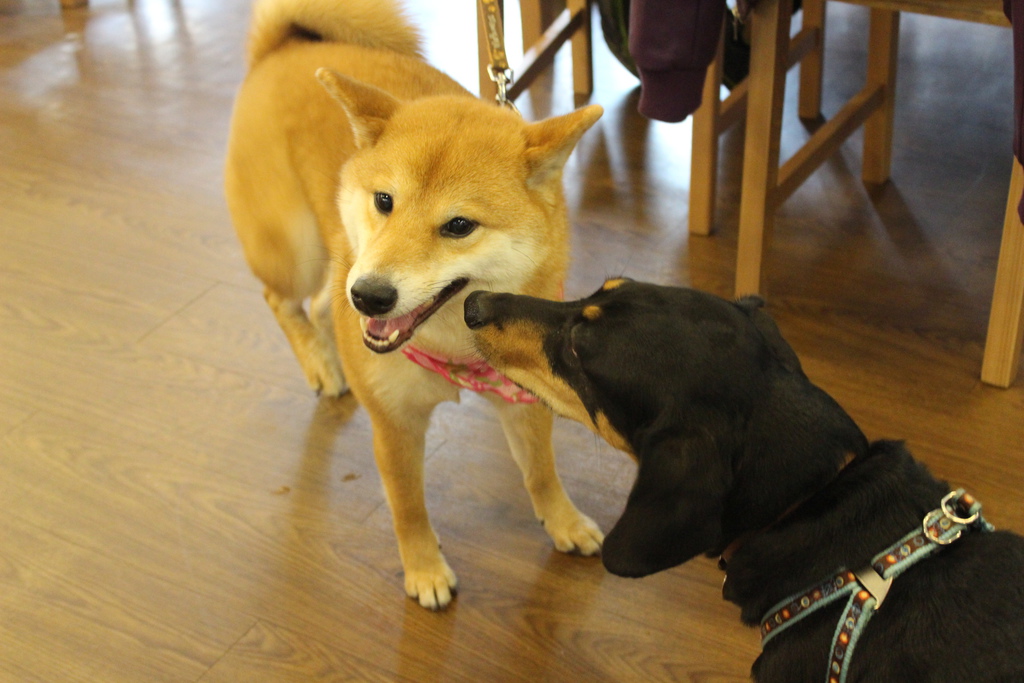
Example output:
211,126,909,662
691,0,1024,387
477,0,592,103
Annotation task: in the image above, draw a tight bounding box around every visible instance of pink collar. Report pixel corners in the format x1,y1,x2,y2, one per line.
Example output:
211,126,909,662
402,344,537,404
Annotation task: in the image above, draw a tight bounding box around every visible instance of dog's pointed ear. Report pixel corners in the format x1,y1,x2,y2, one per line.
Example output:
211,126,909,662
523,104,602,188
603,432,732,578
316,68,399,148
734,296,803,374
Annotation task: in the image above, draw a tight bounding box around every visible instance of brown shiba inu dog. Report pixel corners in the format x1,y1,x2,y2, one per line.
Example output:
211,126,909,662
225,0,603,609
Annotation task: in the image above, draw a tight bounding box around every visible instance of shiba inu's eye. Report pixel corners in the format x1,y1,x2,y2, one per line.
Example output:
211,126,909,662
441,217,478,238
374,192,393,214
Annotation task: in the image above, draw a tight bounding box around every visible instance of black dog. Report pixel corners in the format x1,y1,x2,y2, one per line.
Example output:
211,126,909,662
464,279,1024,683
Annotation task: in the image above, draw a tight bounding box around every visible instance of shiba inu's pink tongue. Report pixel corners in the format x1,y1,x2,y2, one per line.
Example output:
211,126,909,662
361,278,469,354
366,312,416,340
363,305,427,353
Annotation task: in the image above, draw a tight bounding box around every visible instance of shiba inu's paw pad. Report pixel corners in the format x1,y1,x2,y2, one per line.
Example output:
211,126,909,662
404,561,458,610
544,511,604,556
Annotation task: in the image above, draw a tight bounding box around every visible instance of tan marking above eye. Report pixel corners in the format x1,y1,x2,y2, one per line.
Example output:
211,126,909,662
582,305,602,321
601,278,628,291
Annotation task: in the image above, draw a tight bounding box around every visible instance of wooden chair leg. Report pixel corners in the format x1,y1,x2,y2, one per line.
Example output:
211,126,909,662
981,159,1024,387
60,0,88,7
567,0,592,96
689,24,726,237
797,0,826,119
521,0,543,49
735,0,793,296
861,9,900,185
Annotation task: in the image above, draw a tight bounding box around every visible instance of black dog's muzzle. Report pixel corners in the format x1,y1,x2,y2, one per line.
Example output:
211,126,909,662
463,290,495,329
464,290,576,331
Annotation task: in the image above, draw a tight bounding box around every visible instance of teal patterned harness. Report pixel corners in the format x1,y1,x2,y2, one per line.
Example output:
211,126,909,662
758,490,993,683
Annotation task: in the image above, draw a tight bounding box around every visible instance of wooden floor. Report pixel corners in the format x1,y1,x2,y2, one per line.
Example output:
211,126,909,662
1,0,1021,680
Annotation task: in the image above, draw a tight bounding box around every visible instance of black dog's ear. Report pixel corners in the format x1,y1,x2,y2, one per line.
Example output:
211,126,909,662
603,432,732,578
734,296,802,374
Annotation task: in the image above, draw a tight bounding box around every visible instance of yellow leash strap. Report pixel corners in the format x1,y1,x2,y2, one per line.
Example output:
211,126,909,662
478,0,519,112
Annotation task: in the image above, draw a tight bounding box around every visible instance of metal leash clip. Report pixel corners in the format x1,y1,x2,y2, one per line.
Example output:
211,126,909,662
479,0,520,114
487,64,519,113
729,2,743,41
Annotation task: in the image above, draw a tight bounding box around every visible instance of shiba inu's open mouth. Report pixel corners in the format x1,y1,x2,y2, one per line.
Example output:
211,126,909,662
361,278,470,353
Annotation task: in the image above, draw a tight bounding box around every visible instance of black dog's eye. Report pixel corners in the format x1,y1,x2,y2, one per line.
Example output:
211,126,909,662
568,322,587,360
441,217,478,238
374,192,393,214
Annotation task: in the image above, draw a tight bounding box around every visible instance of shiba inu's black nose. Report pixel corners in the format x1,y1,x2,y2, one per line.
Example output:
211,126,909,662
351,276,398,316
464,290,493,329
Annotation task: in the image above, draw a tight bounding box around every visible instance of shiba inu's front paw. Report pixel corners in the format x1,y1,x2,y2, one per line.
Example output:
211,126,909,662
543,508,604,556
310,357,348,398
297,347,347,397
404,558,458,610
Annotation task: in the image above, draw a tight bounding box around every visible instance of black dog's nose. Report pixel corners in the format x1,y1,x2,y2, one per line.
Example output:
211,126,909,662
464,290,493,329
351,275,398,316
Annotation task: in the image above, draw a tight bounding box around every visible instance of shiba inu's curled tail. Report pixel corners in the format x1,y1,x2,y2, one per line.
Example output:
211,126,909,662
247,0,423,67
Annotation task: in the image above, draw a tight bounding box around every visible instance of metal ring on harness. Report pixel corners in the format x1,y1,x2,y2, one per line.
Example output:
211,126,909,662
922,490,979,545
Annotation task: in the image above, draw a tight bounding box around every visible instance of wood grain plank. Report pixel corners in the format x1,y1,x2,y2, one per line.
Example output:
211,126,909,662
198,620,400,683
0,514,255,683
0,413,483,680
0,397,33,436
0,162,255,293
0,343,384,520
140,282,318,396
0,233,210,345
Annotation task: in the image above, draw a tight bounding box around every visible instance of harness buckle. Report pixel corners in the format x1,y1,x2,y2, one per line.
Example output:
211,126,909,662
853,566,893,610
